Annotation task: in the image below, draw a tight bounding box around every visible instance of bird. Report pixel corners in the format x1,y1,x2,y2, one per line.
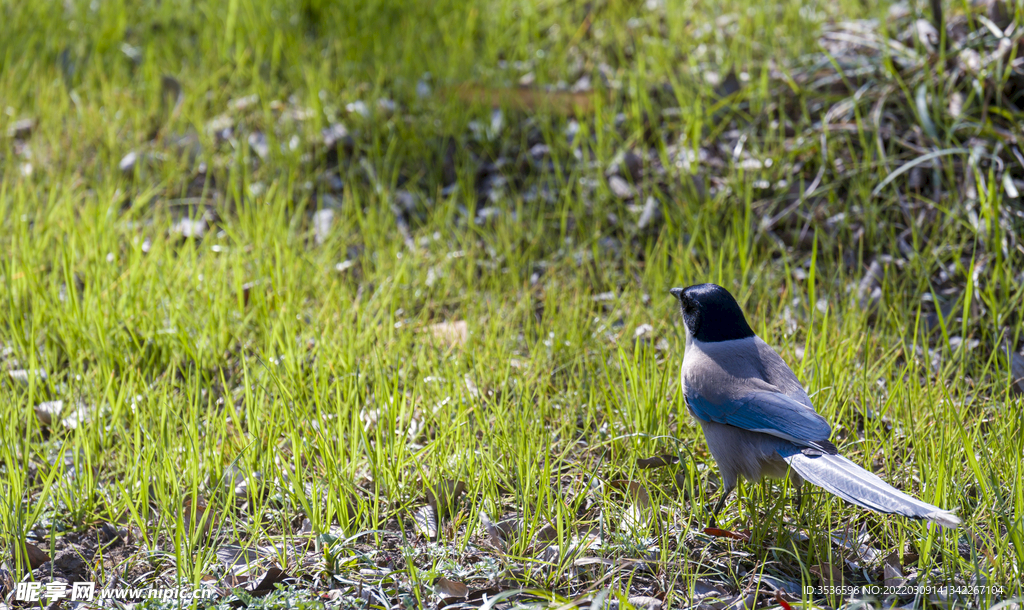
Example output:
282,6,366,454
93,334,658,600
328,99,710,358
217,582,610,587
670,283,960,529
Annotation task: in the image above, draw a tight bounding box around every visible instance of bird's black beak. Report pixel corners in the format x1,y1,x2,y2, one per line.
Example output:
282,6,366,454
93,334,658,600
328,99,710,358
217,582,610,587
669,287,684,301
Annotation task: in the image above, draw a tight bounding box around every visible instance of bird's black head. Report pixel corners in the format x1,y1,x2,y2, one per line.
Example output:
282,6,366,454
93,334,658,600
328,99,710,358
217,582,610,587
669,283,754,342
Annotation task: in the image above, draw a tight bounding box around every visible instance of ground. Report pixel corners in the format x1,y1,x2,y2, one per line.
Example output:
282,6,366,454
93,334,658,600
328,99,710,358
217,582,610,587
2,0,1024,608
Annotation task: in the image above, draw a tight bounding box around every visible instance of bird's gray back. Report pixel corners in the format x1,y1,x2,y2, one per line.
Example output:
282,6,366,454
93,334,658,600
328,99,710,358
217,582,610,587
681,336,813,409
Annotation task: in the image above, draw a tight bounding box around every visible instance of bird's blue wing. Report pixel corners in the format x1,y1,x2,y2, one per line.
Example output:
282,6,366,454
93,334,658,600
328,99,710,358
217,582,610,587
686,390,833,448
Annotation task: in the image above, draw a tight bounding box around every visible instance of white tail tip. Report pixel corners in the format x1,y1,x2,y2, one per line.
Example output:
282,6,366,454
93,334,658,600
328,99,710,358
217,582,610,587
927,510,961,529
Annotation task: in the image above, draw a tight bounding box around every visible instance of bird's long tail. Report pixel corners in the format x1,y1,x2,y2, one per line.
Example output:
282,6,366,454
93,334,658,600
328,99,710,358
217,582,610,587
780,449,960,528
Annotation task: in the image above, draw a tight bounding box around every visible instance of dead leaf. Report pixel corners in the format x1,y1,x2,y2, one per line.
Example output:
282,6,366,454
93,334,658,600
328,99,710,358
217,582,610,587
216,545,262,579
182,496,213,539
428,320,468,347
335,492,362,527
573,556,616,567
534,521,558,543
480,513,503,549
775,590,794,610
810,562,846,588
481,511,518,550
714,70,742,98
161,75,183,112
637,196,662,231
33,400,64,426
8,369,47,386
1002,337,1024,395
703,527,750,541
673,469,690,494
463,374,480,398
434,577,469,598
858,260,884,313
914,18,939,50
248,131,269,160
627,595,663,609
444,585,504,606
322,123,353,151
636,454,679,469
609,479,651,509
230,93,259,112
60,402,92,429
621,504,649,533
119,151,139,175
0,567,14,600
610,479,653,532
250,567,291,596
17,542,50,570
6,118,35,139
884,551,904,587
312,208,334,246
959,48,982,73
949,91,964,119
426,479,466,520
830,526,879,566
538,543,561,564
172,217,207,239
608,175,635,199
223,463,256,500
413,504,438,540
693,579,726,599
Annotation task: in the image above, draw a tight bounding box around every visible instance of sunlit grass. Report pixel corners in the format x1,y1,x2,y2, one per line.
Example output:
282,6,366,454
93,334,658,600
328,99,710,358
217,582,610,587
3,0,1024,607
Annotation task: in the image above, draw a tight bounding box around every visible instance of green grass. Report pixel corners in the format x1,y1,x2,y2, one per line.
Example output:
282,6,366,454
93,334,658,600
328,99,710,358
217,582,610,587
2,0,1024,607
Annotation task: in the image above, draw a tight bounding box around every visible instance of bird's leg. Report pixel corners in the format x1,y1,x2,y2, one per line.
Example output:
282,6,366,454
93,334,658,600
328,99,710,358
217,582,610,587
707,484,735,529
